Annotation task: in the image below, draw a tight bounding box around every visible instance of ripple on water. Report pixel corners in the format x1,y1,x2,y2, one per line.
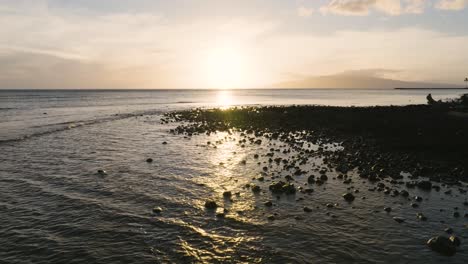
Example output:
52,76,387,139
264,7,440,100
1,115,467,263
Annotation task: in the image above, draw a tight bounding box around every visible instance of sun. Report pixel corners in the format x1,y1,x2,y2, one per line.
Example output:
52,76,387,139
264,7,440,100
203,47,248,89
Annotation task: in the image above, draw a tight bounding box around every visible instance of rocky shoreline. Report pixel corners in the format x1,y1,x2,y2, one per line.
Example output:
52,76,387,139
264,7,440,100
165,104,468,184
162,102,468,256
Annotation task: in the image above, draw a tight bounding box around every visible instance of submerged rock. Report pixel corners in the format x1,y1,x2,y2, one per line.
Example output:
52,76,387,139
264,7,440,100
416,213,427,221
400,190,409,197
417,181,432,191
393,217,405,223
269,181,296,194
152,206,163,214
427,236,457,256
252,185,261,193
204,200,218,209
342,193,355,202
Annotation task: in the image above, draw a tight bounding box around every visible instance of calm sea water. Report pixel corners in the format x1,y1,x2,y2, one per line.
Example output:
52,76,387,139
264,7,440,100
1,89,467,263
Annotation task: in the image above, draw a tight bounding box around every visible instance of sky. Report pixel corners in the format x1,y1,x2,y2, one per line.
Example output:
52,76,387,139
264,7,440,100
0,0,468,89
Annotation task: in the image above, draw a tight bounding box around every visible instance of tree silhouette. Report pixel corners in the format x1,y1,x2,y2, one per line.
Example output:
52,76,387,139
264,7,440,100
465,77,468,88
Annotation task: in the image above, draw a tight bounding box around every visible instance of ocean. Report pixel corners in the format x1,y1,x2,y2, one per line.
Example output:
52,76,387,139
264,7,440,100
0,89,467,263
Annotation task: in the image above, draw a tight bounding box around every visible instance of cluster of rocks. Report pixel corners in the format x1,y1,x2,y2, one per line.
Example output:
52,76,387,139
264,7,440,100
163,106,468,257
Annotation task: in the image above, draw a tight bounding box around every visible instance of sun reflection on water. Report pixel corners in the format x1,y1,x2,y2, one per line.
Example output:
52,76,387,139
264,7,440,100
195,131,264,224
216,90,235,109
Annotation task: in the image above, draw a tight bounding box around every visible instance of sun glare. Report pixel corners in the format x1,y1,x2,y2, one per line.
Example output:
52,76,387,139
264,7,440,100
203,47,248,89
216,90,234,109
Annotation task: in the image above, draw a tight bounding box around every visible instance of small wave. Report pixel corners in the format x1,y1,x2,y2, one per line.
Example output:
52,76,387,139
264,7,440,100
0,109,164,145
175,101,196,104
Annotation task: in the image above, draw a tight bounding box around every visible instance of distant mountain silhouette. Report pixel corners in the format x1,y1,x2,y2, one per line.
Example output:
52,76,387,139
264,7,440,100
272,71,462,89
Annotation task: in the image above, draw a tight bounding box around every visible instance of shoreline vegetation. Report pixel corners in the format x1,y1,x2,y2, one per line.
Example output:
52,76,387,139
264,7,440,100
165,94,468,185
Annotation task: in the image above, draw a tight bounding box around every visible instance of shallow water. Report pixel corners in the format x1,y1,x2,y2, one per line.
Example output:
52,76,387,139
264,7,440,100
1,89,467,263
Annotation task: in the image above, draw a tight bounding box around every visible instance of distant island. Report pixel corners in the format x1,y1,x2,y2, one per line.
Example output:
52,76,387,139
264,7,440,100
395,87,468,90
272,70,463,89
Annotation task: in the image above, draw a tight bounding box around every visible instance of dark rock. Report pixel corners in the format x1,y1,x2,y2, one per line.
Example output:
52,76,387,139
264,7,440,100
393,217,405,223
416,213,427,221
303,206,313,212
267,215,275,221
264,201,273,207
342,193,355,202
400,190,409,197
269,181,296,194
445,228,453,234
384,207,392,213
320,174,328,181
252,185,261,193
97,169,107,175
152,207,163,214
204,200,218,209
223,191,232,198
146,158,153,163
427,236,457,256
307,175,315,183
417,181,432,190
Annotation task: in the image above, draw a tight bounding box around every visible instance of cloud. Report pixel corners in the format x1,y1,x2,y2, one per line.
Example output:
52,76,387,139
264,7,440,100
298,6,314,17
0,2,277,88
320,0,428,16
320,0,377,16
404,0,427,13
0,1,467,89
435,0,468,10
262,27,468,85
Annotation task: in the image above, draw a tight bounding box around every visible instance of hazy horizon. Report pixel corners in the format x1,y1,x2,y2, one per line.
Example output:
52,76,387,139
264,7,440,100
1,0,468,89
